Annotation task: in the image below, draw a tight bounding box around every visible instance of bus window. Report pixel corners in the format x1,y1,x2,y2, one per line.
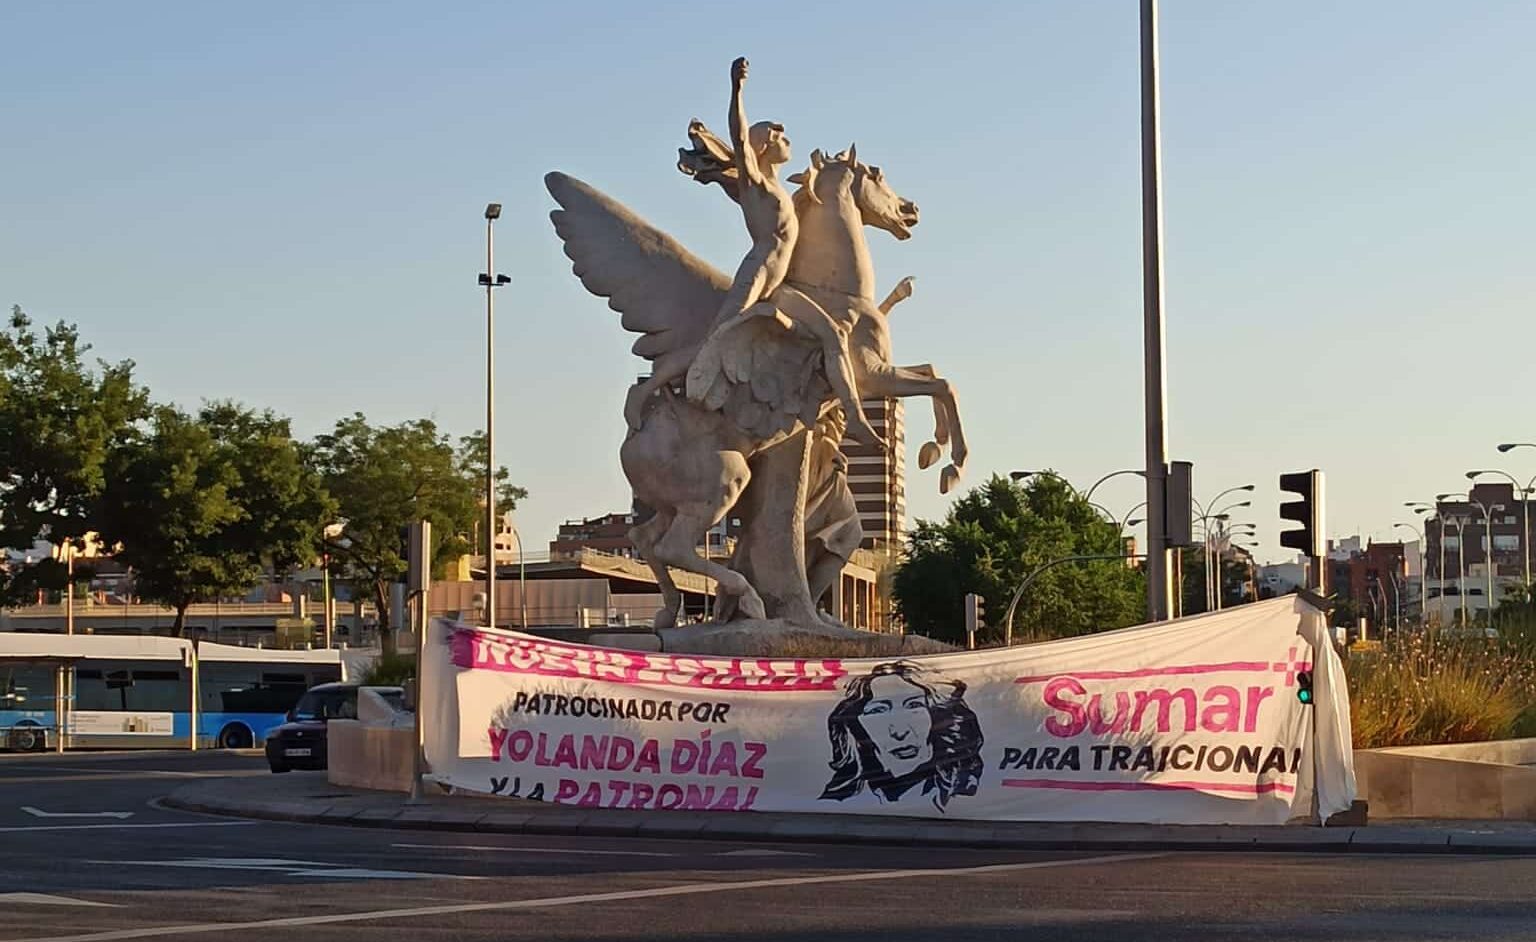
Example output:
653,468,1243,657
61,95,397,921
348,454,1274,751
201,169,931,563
73,663,188,712
74,667,116,711
2,667,53,710
200,665,312,715
122,669,186,712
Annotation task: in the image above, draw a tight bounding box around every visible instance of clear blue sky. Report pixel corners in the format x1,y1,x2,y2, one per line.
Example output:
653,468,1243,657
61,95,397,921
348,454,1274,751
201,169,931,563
4,1,1533,562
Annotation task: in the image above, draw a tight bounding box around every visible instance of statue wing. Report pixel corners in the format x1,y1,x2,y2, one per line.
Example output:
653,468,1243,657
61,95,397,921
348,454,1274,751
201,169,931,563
546,170,832,440
546,171,726,361
709,317,832,441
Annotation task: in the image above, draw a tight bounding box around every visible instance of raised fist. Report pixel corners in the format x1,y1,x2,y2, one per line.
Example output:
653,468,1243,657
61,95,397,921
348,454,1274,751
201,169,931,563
731,57,749,85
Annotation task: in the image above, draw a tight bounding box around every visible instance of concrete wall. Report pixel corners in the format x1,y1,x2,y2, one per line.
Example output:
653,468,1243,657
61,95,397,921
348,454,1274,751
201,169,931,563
1356,738,1536,820
1373,738,1536,767
327,720,415,793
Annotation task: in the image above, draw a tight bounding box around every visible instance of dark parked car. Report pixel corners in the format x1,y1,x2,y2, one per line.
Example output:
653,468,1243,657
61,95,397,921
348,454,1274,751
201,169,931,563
264,682,404,772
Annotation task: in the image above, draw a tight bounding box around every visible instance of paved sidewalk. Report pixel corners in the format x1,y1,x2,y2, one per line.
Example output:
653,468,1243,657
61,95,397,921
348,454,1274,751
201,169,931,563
163,772,1536,854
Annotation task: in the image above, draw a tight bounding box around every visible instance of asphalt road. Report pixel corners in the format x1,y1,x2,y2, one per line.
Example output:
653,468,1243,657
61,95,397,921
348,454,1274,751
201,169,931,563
1,751,1534,941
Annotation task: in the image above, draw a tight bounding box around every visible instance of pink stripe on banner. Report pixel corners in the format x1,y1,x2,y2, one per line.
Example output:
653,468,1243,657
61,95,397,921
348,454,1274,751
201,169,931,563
1001,778,1295,796
449,627,848,691
1013,661,1272,685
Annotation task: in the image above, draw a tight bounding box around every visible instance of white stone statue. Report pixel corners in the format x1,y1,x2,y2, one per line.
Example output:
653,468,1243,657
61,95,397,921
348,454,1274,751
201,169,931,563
547,58,968,635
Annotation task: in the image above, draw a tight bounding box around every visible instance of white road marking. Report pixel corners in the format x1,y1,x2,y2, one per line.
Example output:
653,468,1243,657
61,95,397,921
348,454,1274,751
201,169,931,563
0,821,255,833
391,842,676,857
0,893,118,908
0,768,263,783
97,857,483,881
716,848,818,857
8,853,1163,942
22,807,134,820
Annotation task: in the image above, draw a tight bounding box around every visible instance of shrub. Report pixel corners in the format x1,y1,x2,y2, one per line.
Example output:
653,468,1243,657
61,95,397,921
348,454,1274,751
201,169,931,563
360,651,416,686
1347,633,1536,749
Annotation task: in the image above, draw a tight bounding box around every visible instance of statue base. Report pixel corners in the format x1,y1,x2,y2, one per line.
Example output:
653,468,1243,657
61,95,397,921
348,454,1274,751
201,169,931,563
656,619,952,657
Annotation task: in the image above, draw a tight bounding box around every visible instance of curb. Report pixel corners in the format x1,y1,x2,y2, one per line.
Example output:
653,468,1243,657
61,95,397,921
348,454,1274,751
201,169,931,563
159,791,1536,856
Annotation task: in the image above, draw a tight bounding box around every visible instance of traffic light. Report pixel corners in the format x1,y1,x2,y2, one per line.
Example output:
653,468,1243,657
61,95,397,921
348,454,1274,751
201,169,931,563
1166,460,1195,547
964,593,985,648
1296,670,1314,705
1278,470,1325,558
406,520,432,595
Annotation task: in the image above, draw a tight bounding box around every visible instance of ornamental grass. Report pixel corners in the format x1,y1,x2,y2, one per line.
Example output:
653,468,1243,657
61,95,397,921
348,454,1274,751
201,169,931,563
1347,629,1536,749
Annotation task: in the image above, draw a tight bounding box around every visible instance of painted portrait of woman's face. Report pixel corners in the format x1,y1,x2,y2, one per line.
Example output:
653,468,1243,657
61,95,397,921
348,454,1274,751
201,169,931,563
821,660,985,811
856,673,935,780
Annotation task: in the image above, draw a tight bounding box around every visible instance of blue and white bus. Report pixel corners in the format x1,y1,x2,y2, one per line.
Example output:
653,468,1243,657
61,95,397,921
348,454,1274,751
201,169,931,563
1,634,344,751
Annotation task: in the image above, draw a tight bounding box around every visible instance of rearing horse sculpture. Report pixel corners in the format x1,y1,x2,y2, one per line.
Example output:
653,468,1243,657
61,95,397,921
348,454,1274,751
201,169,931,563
547,148,966,630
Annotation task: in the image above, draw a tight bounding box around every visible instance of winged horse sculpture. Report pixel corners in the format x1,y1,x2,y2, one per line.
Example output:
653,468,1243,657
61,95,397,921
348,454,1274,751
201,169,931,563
547,145,967,631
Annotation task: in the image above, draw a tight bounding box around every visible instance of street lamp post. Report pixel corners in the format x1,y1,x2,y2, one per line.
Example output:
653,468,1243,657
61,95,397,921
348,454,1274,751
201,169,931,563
1004,553,1148,645
1209,517,1254,611
1012,470,1139,528
1083,469,1146,505
63,543,74,637
1231,539,1260,603
1393,521,1428,626
1453,517,1467,627
1119,501,1148,535
1194,490,1252,612
1138,0,1173,623
1389,571,1403,633
1010,469,1079,495
480,203,511,628
321,522,346,648
1193,485,1255,613
1406,502,1441,625
1470,464,1536,591
1087,500,1118,522
1442,492,1504,624
1473,500,1504,623
505,518,528,628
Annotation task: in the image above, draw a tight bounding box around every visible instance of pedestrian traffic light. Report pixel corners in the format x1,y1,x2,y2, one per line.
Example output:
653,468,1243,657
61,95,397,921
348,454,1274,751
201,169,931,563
1296,670,1314,705
1278,470,1325,558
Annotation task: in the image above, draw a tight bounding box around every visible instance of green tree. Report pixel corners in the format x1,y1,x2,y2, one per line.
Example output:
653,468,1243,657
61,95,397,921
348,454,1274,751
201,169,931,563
309,414,523,653
0,307,149,603
456,429,529,556
892,474,1145,645
99,403,333,634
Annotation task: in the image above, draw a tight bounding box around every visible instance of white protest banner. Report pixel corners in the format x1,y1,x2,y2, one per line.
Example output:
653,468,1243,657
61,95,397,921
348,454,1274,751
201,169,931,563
423,595,1355,824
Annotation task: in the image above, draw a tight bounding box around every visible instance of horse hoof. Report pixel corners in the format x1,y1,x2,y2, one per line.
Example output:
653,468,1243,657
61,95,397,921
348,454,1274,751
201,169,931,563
939,464,961,495
653,607,679,631
917,441,941,469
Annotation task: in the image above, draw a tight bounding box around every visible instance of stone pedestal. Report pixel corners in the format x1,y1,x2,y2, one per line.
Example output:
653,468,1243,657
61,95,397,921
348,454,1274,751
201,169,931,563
657,619,950,657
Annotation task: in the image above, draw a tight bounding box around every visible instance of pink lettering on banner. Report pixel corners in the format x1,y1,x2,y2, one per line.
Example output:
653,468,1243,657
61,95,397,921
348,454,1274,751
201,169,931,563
451,628,846,691
1027,648,1313,740
488,729,771,779
1041,677,1281,739
549,778,761,811
1001,778,1295,796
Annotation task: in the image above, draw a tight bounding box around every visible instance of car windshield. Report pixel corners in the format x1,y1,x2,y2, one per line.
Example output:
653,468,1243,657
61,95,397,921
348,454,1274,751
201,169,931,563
290,688,356,721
